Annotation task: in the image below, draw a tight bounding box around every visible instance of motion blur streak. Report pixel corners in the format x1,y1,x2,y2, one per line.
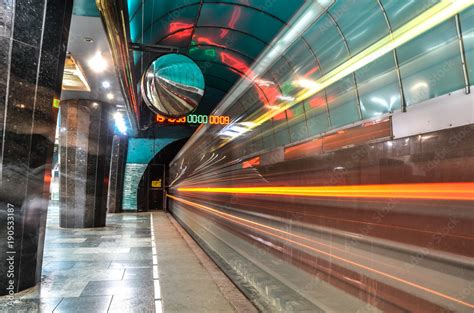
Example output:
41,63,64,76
168,194,474,309
178,182,474,201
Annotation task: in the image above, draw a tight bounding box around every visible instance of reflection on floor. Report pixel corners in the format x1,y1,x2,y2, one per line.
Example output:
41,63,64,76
0,206,255,312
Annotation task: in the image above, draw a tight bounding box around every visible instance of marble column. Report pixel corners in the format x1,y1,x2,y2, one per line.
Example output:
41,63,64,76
0,0,73,295
59,100,113,228
107,135,128,213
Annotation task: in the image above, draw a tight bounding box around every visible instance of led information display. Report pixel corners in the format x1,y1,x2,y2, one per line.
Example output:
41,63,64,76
156,114,230,125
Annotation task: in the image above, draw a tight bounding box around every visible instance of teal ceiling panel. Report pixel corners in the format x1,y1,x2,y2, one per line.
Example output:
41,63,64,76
127,0,304,119
73,0,100,17
202,0,305,22
197,3,284,43
190,27,267,59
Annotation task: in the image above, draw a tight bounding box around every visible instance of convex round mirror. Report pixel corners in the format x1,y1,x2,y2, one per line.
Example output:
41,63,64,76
141,53,205,117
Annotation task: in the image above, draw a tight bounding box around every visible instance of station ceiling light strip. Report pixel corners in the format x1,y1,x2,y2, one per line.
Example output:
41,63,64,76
177,182,474,201
242,0,474,133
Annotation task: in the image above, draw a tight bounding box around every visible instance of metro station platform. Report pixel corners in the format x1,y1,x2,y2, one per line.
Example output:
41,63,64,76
0,207,256,313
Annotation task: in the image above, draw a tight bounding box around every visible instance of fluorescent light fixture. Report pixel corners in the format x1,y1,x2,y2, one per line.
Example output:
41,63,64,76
88,51,108,73
294,79,321,90
411,81,429,91
102,81,111,88
219,122,254,138
255,79,274,87
278,95,295,101
114,112,127,135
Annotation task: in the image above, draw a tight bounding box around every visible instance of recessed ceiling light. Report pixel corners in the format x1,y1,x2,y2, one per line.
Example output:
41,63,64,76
83,37,94,43
106,93,114,100
88,51,107,73
102,81,111,88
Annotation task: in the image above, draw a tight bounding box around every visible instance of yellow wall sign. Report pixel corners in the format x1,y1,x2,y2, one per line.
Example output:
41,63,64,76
151,180,162,188
52,98,60,108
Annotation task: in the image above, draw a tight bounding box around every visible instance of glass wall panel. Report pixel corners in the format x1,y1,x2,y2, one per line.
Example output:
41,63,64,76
304,92,330,136
285,38,322,81
272,109,290,147
380,0,440,31
274,128,291,147
398,19,465,106
460,6,474,86
329,0,389,55
269,58,297,98
288,103,308,143
304,14,349,74
326,76,361,128
356,53,401,118
235,86,258,111
260,120,276,150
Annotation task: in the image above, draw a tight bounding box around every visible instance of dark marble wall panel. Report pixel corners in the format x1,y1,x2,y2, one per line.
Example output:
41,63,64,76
0,0,15,39
12,0,44,47
0,0,73,296
107,135,128,213
59,100,113,228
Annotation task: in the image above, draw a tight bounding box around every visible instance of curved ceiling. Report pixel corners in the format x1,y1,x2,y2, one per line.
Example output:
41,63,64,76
127,0,306,116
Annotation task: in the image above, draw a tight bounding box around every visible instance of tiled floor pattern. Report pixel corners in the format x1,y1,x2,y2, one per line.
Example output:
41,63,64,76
0,207,254,312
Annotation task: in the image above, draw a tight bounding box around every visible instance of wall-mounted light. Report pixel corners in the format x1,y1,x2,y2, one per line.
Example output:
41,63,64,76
113,112,127,135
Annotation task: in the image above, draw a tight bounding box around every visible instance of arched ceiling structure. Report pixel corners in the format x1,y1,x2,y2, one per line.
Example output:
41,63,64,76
95,0,474,137
127,0,306,116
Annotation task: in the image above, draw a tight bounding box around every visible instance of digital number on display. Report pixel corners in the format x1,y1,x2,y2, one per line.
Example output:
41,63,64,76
156,114,230,125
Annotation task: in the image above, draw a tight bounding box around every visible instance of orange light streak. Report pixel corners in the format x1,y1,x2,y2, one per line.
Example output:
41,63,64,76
168,195,474,309
177,182,474,201
181,192,474,241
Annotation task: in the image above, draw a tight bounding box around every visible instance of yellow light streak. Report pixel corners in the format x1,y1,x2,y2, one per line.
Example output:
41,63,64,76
177,182,474,201
240,0,474,132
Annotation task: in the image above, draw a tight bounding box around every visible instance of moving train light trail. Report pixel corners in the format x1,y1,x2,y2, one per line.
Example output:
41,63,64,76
168,194,474,309
177,182,474,201
180,192,474,242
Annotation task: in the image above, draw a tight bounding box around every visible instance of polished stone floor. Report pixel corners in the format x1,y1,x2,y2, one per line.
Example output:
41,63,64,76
0,206,255,312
